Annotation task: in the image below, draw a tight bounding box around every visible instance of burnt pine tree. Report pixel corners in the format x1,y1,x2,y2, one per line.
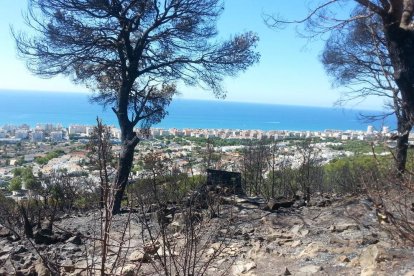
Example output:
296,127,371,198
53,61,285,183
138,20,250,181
321,10,412,173
265,0,414,150
14,0,260,214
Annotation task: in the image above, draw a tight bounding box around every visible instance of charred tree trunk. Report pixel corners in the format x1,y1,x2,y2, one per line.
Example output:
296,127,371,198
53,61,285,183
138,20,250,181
395,123,412,174
383,19,414,125
396,131,410,173
112,82,140,215
112,126,140,215
19,205,33,239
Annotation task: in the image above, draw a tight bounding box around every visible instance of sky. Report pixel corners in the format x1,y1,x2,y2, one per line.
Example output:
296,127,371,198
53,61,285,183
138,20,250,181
0,0,385,110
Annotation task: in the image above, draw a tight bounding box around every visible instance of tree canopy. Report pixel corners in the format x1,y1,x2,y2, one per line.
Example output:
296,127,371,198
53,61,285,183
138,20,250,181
14,0,260,214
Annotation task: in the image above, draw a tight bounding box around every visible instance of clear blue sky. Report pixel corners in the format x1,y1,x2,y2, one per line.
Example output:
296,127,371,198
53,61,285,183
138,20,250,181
0,0,385,110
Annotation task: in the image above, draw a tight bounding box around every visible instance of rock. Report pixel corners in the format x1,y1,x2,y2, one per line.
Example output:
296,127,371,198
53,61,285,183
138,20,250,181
14,245,28,254
0,267,8,275
169,221,182,232
291,240,302,248
129,251,151,263
265,199,295,211
34,229,58,245
232,261,257,275
329,223,360,233
329,235,350,245
266,232,293,242
0,245,13,256
117,264,136,276
244,262,257,272
60,259,74,273
65,235,82,245
359,245,392,269
290,224,303,235
206,247,215,257
295,191,305,200
35,261,51,276
359,234,379,246
360,267,377,276
283,267,292,275
404,271,414,276
298,242,328,258
0,227,11,238
143,241,161,255
337,255,350,263
298,265,323,274
307,196,331,207
293,199,306,208
22,258,34,269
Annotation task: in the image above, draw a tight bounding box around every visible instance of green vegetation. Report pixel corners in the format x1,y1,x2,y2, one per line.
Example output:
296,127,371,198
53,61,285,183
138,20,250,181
328,140,388,154
34,149,65,165
9,167,40,191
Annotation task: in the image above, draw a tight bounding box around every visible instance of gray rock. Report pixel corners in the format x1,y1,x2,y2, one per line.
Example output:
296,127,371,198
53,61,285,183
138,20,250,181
35,261,51,276
299,265,323,274
129,251,151,263
65,235,82,245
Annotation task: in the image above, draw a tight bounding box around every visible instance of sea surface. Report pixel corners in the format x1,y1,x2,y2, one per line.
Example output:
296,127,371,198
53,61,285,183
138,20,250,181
0,90,396,131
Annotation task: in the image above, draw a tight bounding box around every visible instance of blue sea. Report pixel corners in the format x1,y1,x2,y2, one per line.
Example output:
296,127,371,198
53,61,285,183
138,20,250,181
0,90,396,131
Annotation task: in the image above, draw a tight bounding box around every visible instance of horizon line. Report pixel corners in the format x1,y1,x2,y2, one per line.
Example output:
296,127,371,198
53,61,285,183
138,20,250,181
0,88,386,112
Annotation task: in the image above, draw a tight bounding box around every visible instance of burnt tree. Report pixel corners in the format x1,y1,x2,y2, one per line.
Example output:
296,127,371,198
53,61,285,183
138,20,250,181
322,10,412,173
265,0,414,173
14,0,259,214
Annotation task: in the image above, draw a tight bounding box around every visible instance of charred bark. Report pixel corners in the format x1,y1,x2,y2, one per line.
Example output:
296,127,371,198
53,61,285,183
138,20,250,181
19,205,33,239
383,19,414,125
112,127,140,215
396,131,410,173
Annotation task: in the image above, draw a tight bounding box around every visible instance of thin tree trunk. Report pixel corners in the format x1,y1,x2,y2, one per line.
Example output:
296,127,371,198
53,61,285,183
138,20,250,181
112,130,140,215
396,125,412,174
20,205,33,239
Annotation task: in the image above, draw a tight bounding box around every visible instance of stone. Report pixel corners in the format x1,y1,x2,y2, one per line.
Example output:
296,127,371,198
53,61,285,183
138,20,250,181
34,229,58,245
143,241,160,255
35,261,51,276
206,247,215,257
329,235,350,246
266,232,293,242
360,268,377,276
0,227,11,238
299,265,323,274
290,224,303,235
283,267,292,275
232,261,257,275
61,259,74,273
265,199,295,211
298,242,328,258
359,234,379,246
129,251,151,263
14,245,28,254
291,240,302,248
0,245,13,256
359,245,392,269
66,235,82,245
329,223,360,233
116,264,136,276
404,271,414,276
337,255,350,263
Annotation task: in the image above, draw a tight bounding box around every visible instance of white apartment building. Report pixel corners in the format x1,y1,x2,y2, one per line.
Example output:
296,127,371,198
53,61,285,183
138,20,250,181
50,131,63,142
0,129,6,138
15,130,29,139
111,128,122,139
68,125,87,135
32,131,44,142
367,125,374,135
